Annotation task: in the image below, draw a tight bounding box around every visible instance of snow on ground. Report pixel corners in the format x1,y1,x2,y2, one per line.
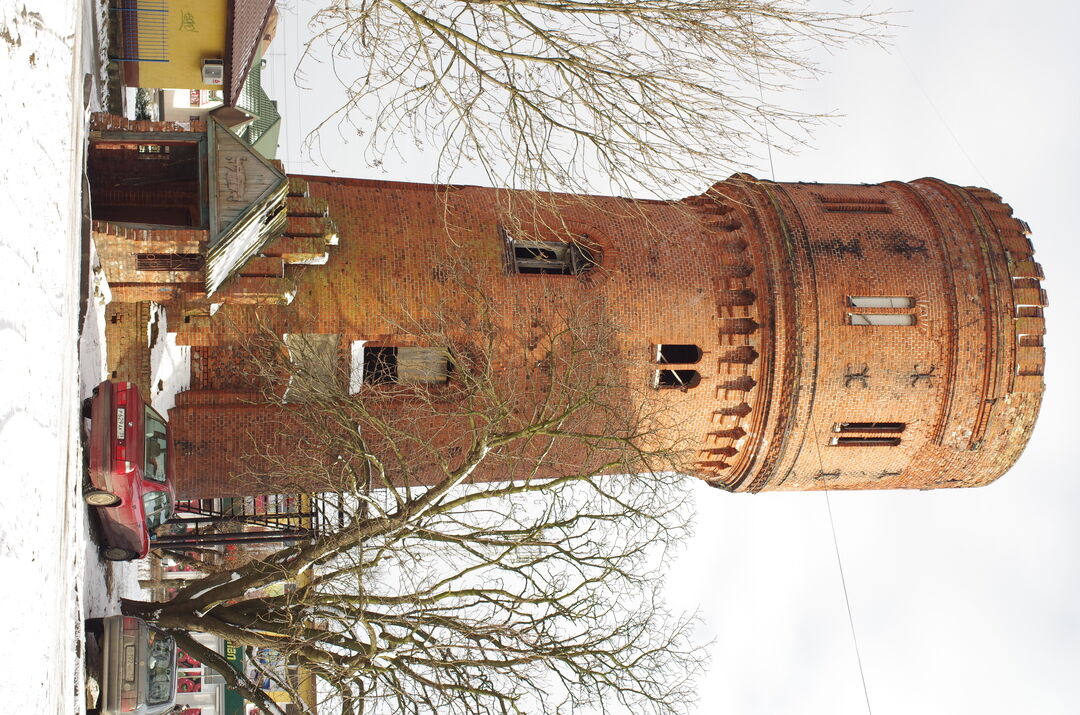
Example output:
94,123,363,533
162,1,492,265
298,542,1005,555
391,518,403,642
148,302,192,414
81,302,191,618
0,0,89,712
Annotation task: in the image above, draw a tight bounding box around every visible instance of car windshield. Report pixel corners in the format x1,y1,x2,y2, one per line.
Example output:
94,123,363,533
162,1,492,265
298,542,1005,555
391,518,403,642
142,491,172,534
145,628,176,705
144,407,168,483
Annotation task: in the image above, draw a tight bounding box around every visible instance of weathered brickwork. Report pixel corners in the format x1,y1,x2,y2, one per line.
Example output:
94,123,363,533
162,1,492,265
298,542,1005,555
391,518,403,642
104,301,152,393
162,174,1045,498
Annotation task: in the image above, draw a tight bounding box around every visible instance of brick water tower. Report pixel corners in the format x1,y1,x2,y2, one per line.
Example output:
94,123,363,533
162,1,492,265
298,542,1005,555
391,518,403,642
154,169,1045,497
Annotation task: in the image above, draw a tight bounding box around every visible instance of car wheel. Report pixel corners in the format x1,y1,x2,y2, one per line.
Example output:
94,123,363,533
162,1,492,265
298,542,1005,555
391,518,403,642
102,546,138,561
84,490,120,507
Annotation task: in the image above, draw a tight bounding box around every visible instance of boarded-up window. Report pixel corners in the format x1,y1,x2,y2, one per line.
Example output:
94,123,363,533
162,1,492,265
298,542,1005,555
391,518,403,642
283,333,339,403
362,347,450,385
397,347,451,384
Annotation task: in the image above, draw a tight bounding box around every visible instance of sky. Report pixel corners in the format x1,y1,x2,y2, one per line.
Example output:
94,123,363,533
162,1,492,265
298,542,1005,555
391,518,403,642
264,1,1080,713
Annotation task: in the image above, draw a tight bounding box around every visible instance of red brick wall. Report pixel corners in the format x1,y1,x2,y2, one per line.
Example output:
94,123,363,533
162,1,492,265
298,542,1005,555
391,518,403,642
167,174,1045,498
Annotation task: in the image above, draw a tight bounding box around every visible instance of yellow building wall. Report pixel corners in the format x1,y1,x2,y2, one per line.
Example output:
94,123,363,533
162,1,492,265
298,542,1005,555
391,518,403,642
138,0,228,90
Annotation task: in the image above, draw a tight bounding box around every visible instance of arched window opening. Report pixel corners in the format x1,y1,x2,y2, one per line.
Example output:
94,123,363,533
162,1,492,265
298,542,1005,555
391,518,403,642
654,369,701,390
655,344,702,364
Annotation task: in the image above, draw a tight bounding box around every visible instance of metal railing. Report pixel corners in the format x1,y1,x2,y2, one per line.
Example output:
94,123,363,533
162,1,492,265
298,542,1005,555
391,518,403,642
156,493,351,549
110,0,169,63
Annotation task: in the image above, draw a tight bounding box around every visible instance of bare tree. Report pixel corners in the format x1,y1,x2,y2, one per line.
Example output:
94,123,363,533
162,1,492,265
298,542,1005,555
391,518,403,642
298,0,888,194
126,270,705,714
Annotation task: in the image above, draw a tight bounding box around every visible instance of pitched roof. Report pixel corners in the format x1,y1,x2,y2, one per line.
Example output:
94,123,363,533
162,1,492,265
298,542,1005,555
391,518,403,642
235,57,282,157
205,117,289,295
226,0,277,106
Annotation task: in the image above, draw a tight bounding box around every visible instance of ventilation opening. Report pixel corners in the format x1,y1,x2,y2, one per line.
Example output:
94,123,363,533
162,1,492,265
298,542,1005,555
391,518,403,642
847,296,915,308
136,253,204,271
1018,334,1044,347
655,344,702,364
817,195,891,214
1016,306,1044,318
849,313,916,326
835,422,906,434
831,437,902,447
654,370,700,389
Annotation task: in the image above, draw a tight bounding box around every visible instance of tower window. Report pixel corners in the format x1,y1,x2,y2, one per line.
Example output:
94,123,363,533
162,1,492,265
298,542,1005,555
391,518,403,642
654,344,702,364
849,313,916,326
653,370,701,389
816,195,891,214
363,347,451,385
831,437,902,447
830,421,905,446
847,296,917,326
508,234,597,275
834,422,905,433
847,296,914,309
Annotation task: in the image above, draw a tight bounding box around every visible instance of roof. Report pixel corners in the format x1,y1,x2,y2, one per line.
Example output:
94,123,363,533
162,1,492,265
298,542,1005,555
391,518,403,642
225,0,277,106
205,117,289,295
235,57,281,158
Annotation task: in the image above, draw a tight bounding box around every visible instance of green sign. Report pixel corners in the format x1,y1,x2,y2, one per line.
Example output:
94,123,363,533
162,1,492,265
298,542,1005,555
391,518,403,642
223,640,246,715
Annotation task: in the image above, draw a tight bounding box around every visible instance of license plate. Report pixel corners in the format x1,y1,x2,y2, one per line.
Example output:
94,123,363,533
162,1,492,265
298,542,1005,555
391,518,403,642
115,408,126,441
124,644,135,681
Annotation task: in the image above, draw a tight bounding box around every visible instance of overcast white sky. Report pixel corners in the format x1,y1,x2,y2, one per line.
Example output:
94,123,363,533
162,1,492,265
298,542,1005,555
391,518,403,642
265,1,1080,712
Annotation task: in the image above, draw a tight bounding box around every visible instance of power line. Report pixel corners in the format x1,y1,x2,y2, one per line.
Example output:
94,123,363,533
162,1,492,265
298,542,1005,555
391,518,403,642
750,16,777,181
824,486,873,715
895,47,991,187
809,417,872,714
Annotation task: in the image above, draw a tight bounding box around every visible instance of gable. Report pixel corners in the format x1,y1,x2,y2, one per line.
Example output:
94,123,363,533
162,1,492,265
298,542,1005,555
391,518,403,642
206,117,288,295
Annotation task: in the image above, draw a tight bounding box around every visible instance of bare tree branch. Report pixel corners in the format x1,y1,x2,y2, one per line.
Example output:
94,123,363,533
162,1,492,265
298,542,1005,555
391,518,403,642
297,0,890,194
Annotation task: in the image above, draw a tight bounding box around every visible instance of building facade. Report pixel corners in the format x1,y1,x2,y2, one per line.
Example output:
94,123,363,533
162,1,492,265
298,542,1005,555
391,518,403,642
87,114,1047,498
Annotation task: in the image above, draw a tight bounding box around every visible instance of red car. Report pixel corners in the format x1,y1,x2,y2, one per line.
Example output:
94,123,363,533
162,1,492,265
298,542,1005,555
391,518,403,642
84,380,175,561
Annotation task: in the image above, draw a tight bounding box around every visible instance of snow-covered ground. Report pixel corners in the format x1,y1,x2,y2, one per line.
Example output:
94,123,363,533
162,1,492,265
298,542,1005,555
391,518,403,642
0,0,90,711
0,0,149,711
148,303,192,415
